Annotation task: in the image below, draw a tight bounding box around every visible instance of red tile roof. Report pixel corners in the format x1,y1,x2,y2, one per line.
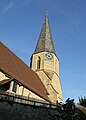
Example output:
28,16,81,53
0,42,49,101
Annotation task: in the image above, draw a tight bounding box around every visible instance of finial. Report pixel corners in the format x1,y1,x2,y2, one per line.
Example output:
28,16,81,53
45,11,48,17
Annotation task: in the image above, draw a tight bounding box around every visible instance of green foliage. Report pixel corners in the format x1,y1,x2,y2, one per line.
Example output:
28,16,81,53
48,98,80,120
78,96,86,107
62,98,80,120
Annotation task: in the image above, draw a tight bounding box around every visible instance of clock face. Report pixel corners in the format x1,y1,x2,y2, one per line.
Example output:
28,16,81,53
45,53,53,60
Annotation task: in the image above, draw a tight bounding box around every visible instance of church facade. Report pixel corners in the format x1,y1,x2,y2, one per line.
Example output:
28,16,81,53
0,13,62,103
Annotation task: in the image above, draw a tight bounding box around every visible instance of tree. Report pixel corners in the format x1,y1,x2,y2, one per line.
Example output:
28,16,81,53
78,96,86,107
62,98,80,120
48,98,80,120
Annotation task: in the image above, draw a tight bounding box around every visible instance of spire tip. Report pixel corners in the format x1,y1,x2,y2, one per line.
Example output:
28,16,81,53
45,11,48,17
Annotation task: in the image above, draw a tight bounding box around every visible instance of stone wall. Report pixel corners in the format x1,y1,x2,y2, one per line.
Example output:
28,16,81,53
0,101,60,120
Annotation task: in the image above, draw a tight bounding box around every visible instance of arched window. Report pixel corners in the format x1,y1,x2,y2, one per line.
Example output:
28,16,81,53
37,56,41,69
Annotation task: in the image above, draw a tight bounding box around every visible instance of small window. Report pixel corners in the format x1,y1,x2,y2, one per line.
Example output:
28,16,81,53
12,82,17,93
37,56,41,69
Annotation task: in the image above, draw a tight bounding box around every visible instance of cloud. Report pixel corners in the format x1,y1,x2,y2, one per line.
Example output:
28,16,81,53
0,0,32,15
0,2,14,14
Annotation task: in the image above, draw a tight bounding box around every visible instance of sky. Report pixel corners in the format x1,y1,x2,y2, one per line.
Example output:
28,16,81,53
0,0,86,103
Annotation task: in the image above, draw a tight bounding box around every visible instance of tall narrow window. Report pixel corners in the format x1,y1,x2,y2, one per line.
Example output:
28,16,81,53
30,56,32,68
37,56,41,69
12,82,17,93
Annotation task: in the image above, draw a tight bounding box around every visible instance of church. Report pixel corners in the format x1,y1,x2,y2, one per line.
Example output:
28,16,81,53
0,13,62,103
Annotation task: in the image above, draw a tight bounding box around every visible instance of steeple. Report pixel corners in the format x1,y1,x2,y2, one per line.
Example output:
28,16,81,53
34,12,56,55
31,13,62,103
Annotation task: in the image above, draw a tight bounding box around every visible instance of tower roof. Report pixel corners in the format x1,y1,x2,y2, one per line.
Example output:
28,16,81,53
34,12,56,54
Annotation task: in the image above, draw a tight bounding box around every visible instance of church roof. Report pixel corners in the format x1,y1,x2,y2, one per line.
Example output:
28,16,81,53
0,42,49,101
34,12,56,54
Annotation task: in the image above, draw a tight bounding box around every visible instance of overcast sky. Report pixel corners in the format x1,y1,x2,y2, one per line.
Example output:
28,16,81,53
0,0,86,103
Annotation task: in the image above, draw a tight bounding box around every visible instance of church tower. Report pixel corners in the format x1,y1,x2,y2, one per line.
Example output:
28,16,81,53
30,13,62,103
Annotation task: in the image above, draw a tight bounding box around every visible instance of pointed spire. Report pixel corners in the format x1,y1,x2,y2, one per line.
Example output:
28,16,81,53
34,12,56,54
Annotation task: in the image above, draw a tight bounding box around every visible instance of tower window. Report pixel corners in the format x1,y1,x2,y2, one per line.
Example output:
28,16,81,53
12,82,17,93
30,56,32,68
37,56,41,69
